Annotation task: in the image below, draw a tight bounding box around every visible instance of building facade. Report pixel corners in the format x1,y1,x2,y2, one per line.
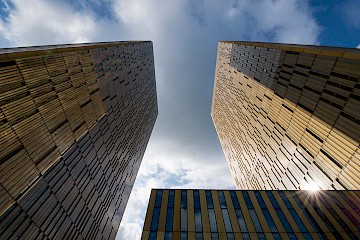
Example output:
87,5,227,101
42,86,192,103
211,41,360,190
0,41,157,239
142,189,360,240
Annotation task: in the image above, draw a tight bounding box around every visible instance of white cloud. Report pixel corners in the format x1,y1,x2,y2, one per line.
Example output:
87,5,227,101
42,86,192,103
0,0,321,239
357,44,360,49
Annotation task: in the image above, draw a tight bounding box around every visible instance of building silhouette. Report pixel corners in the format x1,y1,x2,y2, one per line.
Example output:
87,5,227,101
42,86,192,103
211,41,360,190
0,41,157,239
142,189,360,239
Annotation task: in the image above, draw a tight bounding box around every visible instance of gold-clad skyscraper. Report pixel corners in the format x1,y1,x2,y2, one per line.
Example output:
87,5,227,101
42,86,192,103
0,41,157,239
211,41,359,190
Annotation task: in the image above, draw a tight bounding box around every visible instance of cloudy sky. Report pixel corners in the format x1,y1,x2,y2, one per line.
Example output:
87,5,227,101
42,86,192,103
1,0,359,239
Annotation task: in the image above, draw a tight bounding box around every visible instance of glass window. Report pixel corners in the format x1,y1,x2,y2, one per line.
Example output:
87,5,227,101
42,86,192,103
272,233,281,240
208,209,218,232
206,190,214,209
243,191,254,208
180,232,188,240
263,209,277,232
150,207,160,231
266,192,279,209
195,232,203,240
194,190,201,209
278,191,294,209
222,209,233,232
242,233,250,240
275,209,292,232
195,208,202,232
181,190,187,208
211,233,219,240
168,190,175,208
149,231,157,240
249,209,262,232
254,191,267,209
181,208,188,231
287,233,297,240
303,233,312,240
235,209,247,232
227,232,235,240
164,232,172,240
155,190,163,208
291,193,322,232
230,191,240,209
218,191,227,208
257,233,266,240
289,209,306,232
166,207,174,231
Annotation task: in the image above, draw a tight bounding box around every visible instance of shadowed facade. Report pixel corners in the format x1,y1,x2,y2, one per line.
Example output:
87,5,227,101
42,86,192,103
0,41,157,239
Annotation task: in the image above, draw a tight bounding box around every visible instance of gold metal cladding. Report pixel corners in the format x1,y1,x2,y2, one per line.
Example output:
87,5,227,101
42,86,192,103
211,42,360,191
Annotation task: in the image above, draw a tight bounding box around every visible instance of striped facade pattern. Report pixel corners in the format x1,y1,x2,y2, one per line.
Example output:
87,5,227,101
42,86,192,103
211,42,360,190
142,189,360,240
0,42,157,239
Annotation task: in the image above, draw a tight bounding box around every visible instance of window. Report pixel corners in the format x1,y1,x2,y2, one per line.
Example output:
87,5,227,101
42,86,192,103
222,209,233,232
150,207,160,231
149,231,156,240
272,233,281,240
242,233,250,240
165,208,174,231
181,208,188,231
257,233,266,240
168,190,175,208
181,190,188,231
195,232,203,240
180,232,187,240
249,209,262,232
235,209,247,232
164,232,172,240
154,190,163,207
218,191,227,208
263,209,277,232
227,232,235,240
230,191,240,209
195,209,202,232
243,192,254,208
194,190,200,209
208,209,218,232
211,233,219,240
206,190,214,208
254,191,266,209
289,209,306,232
275,209,292,232
181,190,187,208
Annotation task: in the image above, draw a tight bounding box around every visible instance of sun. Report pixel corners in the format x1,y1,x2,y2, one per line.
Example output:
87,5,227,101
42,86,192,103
306,182,320,192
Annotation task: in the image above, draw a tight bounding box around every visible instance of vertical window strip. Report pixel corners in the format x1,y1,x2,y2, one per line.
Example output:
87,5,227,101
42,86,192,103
211,232,219,240
230,191,248,232
194,208,202,233
206,190,214,209
222,208,233,233
249,209,263,232
208,209,218,232
166,207,174,232
149,231,157,240
150,207,160,231
218,190,227,208
164,232,172,240
255,191,277,232
180,190,188,232
154,190,163,208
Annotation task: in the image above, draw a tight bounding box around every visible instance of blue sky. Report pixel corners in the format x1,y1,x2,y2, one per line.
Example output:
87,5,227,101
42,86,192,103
0,0,359,239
